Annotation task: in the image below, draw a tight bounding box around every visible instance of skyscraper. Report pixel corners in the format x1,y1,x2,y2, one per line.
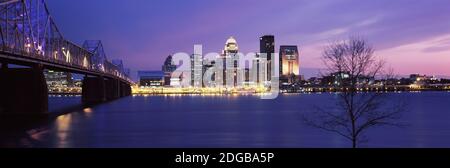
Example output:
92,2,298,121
202,59,216,87
279,45,300,84
252,53,267,86
190,53,203,88
162,55,177,86
260,35,275,82
222,37,240,88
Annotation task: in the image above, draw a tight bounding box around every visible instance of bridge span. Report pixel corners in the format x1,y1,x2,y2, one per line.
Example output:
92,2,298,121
0,0,133,116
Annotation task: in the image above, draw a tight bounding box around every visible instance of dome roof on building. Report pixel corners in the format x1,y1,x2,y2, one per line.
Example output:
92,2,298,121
224,36,239,52
226,36,237,44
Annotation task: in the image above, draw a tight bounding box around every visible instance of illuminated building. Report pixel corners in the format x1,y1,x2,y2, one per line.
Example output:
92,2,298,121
279,45,299,84
252,53,267,86
260,35,275,82
138,71,164,87
170,77,181,87
191,53,203,88
244,68,250,86
202,59,216,87
221,36,240,88
44,70,73,88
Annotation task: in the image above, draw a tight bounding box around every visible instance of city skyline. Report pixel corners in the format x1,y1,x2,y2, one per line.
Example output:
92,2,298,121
3,0,450,157
46,0,450,79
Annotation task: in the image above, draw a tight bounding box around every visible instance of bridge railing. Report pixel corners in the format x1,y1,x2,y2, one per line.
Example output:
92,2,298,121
0,0,133,83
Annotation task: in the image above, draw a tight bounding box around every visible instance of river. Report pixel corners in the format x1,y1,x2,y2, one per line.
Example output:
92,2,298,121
2,92,450,148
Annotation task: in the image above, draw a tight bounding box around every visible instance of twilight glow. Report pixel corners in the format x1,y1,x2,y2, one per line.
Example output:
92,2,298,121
46,0,450,78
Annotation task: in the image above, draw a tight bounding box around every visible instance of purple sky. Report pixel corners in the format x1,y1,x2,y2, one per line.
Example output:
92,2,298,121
46,0,450,79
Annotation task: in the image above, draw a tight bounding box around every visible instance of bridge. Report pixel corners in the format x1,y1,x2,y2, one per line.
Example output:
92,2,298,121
0,0,133,117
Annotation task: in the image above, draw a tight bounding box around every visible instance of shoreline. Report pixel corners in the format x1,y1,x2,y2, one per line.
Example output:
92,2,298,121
48,89,450,96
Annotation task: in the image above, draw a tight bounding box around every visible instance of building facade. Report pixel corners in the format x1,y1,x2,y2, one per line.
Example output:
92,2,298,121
260,35,275,82
191,53,203,88
44,70,74,92
279,45,300,84
252,53,267,86
221,37,240,88
162,55,177,86
138,71,164,87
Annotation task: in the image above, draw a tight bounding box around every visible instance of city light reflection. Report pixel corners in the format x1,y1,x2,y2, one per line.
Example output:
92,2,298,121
56,114,72,148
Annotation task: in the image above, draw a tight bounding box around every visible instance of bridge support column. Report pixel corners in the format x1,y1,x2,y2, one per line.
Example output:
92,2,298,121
105,78,120,101
82,76,106,104
120,82,125,97
0,62,6,115
126,83,132,96
119,82,132,97
0,64,48,117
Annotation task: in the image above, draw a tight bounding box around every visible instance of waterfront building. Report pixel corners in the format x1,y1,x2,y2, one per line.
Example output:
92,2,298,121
138,71,164,87
162,55,177,86
279,45,300,85
410,74,438,86
170,77,181,87
244,68,250,86
260,35,275,82
202,59,216,87
44,70,73,88
221,36,240,88
252,53,267,86
191,53,203,88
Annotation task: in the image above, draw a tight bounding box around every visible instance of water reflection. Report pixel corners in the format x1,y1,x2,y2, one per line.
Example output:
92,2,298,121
56,114,72,148
83,108,93,118
2,92,450,148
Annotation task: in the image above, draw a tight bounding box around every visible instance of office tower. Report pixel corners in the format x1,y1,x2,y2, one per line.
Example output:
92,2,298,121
222,36,239,88
279,45,300,84
190,53,203,88
251,53,267,86
244,68,250,86
202,59,216,87
162,55,177,86
260,35,275,81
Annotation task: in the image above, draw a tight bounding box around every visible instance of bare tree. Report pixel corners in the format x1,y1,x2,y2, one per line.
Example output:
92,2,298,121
303,36,404,148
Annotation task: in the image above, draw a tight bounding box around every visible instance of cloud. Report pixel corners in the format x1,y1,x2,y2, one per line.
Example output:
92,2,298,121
317,27,350,38
377,34,450,75
355,16,381,27
313,16,382,40
381,34,450,54
422,36,450,53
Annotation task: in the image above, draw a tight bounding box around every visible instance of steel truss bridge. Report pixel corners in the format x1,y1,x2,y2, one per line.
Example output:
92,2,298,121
0,0,133,116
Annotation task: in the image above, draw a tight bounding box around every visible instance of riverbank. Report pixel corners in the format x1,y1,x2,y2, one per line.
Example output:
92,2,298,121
47,88,450,96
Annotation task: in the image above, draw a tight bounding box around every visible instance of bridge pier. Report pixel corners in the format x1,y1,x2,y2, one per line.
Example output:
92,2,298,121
120,82,132,97
0,62,6,115
105,78,120,101
126,83,132,96
82,76,106,104
83,76,131,104
0,64,49,117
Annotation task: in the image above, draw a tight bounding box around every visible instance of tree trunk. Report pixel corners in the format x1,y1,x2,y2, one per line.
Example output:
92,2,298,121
352,138,357,148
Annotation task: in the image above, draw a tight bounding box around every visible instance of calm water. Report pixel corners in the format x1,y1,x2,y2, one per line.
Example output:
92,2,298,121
2,92,450,148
